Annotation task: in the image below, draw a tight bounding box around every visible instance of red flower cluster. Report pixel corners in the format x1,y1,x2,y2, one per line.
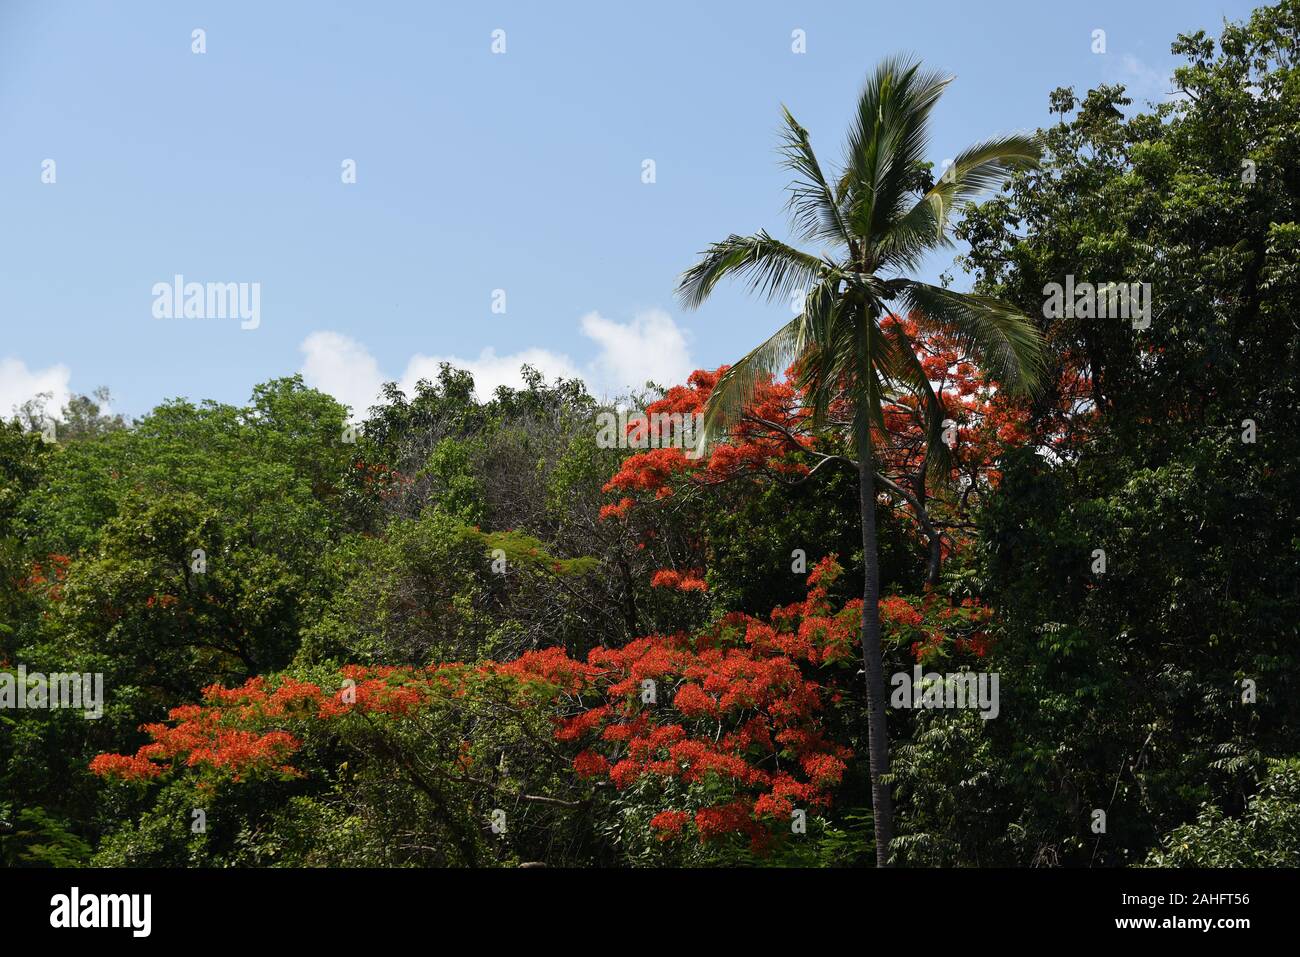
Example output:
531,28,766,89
876,593,994,663
649,809,691,839
89,667,480,782
88,752,163,780
601,369,809,504
548,557,858,851
20,553,71,601
573,750,611,779
650,568,707,592
90,690,304,783
879,595,924,630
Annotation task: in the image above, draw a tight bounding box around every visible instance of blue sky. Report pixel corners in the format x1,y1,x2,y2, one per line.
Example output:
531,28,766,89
0,0,1259,420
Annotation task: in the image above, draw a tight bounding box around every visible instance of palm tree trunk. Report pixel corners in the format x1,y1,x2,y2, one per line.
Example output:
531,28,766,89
857,454,895,866
926,532,942,587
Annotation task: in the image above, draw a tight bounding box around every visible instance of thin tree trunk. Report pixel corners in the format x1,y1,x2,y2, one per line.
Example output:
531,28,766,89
858,454,895,866
926,532,942,587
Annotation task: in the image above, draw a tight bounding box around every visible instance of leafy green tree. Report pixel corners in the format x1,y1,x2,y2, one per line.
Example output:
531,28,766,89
889,0,1300,866
8,387,127,444
0,421,50,656
1145,759,1300,867
2,378,361,859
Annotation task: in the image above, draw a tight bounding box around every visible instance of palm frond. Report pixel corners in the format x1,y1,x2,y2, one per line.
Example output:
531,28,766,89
699,313,809,449
940,133,1041,201
868,136,1040,274
676,231,828,310
870,197,951,273
794,281,864,432
840,56,952,249
778,106,852,247
894,133,1040,248
896,281,1046,392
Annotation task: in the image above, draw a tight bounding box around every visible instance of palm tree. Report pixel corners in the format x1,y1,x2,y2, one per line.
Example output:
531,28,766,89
677,56,1045,866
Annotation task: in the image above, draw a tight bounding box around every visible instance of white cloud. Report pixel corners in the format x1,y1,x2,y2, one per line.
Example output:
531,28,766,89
299,310,693,416
300,331,386,418
580,308,692,395
0,357,72,421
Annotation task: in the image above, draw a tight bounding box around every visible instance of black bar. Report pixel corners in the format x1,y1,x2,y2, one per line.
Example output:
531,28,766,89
1,866,1288,942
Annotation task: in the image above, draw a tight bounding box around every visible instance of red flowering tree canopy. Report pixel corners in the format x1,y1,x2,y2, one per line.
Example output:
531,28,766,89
599,316,1093,591
91,555,994,859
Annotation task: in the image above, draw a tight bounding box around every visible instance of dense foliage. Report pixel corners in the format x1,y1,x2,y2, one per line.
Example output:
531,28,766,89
2,3,1297,867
